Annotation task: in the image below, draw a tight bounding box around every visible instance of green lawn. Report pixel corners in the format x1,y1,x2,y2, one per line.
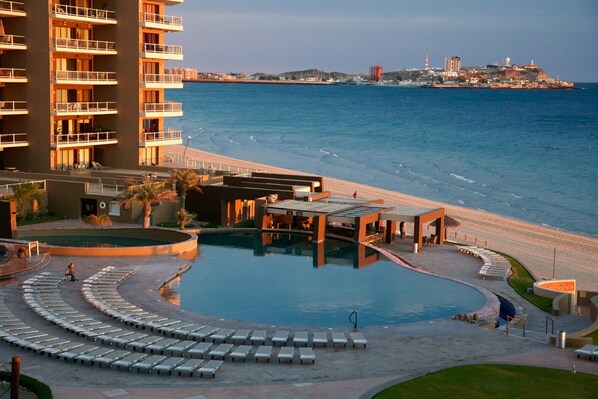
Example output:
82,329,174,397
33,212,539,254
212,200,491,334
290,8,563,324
502,252,553,311
17,213,64,226
374,364,598,399
587,330,598,345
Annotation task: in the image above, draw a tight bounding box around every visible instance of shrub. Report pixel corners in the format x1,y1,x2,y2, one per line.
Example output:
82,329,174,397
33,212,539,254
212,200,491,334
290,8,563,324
234,219,255,228
82,214,113,227
0,371,53,399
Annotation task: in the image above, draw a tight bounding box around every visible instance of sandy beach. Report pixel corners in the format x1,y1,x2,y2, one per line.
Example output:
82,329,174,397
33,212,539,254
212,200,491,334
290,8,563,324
167,145,598,290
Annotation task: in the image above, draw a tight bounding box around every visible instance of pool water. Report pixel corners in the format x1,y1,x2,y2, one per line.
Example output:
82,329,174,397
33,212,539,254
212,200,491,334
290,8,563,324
20,234,170,247
166,232,486,327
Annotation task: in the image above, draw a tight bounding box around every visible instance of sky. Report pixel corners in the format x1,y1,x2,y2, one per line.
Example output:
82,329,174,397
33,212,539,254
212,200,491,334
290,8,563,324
169,0,598,82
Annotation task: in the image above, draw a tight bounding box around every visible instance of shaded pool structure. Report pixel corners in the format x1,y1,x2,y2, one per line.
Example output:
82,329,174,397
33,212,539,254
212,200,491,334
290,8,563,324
17,228,197,257
163,232,486,327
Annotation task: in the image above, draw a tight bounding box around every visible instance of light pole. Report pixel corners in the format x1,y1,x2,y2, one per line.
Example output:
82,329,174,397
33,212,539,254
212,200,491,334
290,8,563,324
182,135,192,165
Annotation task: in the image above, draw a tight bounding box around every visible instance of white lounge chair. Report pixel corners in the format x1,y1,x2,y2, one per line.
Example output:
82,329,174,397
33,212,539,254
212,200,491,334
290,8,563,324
272,330,289,346
198,360,223,378
186,342,213,359
250,330,267,345
144,338,180,354
94,350,130,367
57,344,97,362
76,347,115,365
231,329,251,344
131,355,166,373
152,357,186,375
299,347,316,364
209,343,233,359
211,328,235,343
254,345,272,362
312,331,329,347
111,352,148,370
332,332,348,348
277,346,295,363
188,325,219,341
293,331,309,347
175,358,204,376
230,345,252,362
164,340,196,356
575,344,598,360
350,332,368,348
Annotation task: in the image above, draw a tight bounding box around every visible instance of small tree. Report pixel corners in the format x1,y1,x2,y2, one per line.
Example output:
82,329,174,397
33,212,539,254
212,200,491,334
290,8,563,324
176,208,196,229
118,178,177,228
12,181,44,217
170,168,203,210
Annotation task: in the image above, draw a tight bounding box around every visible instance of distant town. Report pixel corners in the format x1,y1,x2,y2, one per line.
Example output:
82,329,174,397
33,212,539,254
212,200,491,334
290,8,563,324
167,56,574,89
166,55,574,89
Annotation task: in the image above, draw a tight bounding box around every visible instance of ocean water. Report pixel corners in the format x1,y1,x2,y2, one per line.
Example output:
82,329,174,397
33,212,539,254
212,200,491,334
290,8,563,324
168,83,598,236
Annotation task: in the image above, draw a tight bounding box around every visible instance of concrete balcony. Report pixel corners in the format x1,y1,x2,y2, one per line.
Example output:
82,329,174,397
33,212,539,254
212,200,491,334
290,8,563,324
52,70,117,85
51,3,116,25
52,131,118,149
0,101,27,115
141,43,183,61
0,34,26,51
160,0,184,5
0,68,26,83
141,12,183,32
141,73,183,89
52,37,116,55
53,102,117,116
140,128,182,147
0,1,25,17
140,101,183,118
0,133,27,149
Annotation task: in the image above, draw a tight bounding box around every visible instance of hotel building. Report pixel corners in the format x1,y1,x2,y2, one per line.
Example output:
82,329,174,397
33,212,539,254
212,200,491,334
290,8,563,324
0,0,184,173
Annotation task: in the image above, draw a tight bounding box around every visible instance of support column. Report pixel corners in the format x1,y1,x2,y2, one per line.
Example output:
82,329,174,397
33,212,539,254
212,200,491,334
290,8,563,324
385,220,396,244
414,216,423,252
435,216,445,244
353,218,366,243
312,215,326,243
313,241,325,267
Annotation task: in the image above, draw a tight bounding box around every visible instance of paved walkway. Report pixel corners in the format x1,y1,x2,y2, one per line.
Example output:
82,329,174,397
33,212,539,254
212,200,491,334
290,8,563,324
0,225,596,399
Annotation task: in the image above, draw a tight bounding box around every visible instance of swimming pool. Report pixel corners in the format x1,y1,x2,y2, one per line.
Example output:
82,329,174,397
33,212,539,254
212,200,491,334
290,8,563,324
165,232,486,327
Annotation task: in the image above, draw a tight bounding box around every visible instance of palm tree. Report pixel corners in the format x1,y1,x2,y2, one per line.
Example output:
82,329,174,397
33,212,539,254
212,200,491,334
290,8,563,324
176,208,196,229
118,178,177,228
12,181,44,217
170,168,202,210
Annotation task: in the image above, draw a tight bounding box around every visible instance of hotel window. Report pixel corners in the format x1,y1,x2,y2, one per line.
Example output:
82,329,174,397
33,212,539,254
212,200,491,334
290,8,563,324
109,201,121,216
140,147,158,166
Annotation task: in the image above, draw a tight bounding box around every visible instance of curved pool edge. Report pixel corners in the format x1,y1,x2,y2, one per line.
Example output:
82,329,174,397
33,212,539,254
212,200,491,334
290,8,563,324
17,227,198,257
369,244,501,324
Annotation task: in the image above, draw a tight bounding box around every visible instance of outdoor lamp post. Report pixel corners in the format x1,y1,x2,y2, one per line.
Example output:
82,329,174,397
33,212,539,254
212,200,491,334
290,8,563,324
182,135,192,163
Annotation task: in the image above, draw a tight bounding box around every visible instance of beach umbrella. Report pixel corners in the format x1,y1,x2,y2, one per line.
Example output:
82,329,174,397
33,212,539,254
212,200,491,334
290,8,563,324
430,215,461,228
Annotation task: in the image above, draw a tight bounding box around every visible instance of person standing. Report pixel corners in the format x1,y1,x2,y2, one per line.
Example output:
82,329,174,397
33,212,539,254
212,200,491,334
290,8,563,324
65,262,77,281
399,221,406,239
353,191,357,199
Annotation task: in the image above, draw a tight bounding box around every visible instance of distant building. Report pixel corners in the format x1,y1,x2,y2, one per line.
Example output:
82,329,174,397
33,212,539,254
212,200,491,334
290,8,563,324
444,56,461,73
166,68,198,80
370,65,383,82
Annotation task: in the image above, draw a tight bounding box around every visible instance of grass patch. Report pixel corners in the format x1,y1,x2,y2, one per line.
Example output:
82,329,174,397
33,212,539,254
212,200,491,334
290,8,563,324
501,252,553,311
201,222,220,228
0,371,53,399
157,221,194,228
586,330,598,345
17,212,64,226
374,364,598,399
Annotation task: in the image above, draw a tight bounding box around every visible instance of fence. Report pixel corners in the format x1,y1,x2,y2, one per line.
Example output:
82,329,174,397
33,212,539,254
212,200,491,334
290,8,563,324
164,153,265,177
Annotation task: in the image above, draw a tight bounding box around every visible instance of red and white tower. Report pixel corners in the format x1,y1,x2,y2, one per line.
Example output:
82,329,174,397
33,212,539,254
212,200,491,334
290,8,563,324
424,54,429,71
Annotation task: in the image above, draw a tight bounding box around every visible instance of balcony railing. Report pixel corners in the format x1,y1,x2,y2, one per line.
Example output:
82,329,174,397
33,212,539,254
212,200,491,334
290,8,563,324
0,1,24,14
0,34,26,48
52,3,116,24
0,68,26,81
142,43,183,59
53,131,117,147
86,182,123,196
54,102,116,115
142,101,182,114
141,12,182,30
0,133,27,147
52,37,116,54
143,73,183,85
142,128,182,143
52,70,116,84
0,180,46,197
0,101,27,114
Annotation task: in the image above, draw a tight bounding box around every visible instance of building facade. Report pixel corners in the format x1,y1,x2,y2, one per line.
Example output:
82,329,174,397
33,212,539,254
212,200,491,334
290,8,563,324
444,56,461,73
0,0,184,173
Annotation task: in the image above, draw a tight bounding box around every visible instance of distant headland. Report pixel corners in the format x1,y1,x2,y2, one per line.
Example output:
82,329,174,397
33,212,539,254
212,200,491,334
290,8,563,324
168,57,574,90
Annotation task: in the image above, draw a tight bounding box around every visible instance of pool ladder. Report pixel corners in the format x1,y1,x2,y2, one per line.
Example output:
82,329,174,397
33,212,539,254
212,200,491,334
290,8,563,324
349,311,358,329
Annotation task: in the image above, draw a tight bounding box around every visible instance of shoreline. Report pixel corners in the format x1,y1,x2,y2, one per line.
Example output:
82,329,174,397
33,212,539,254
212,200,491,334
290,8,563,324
166,144,598,290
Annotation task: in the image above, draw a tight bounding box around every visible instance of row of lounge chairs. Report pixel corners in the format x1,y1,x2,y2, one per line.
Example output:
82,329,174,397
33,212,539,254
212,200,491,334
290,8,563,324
457,246,512,280
83,267,368,349
575,344,598,360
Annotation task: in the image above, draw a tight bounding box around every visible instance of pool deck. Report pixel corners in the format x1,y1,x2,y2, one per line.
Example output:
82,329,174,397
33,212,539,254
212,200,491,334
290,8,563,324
1,222,597,398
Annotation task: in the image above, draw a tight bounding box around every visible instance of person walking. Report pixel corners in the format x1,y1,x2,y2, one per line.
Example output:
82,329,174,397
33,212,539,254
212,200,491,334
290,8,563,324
353,191,357,199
